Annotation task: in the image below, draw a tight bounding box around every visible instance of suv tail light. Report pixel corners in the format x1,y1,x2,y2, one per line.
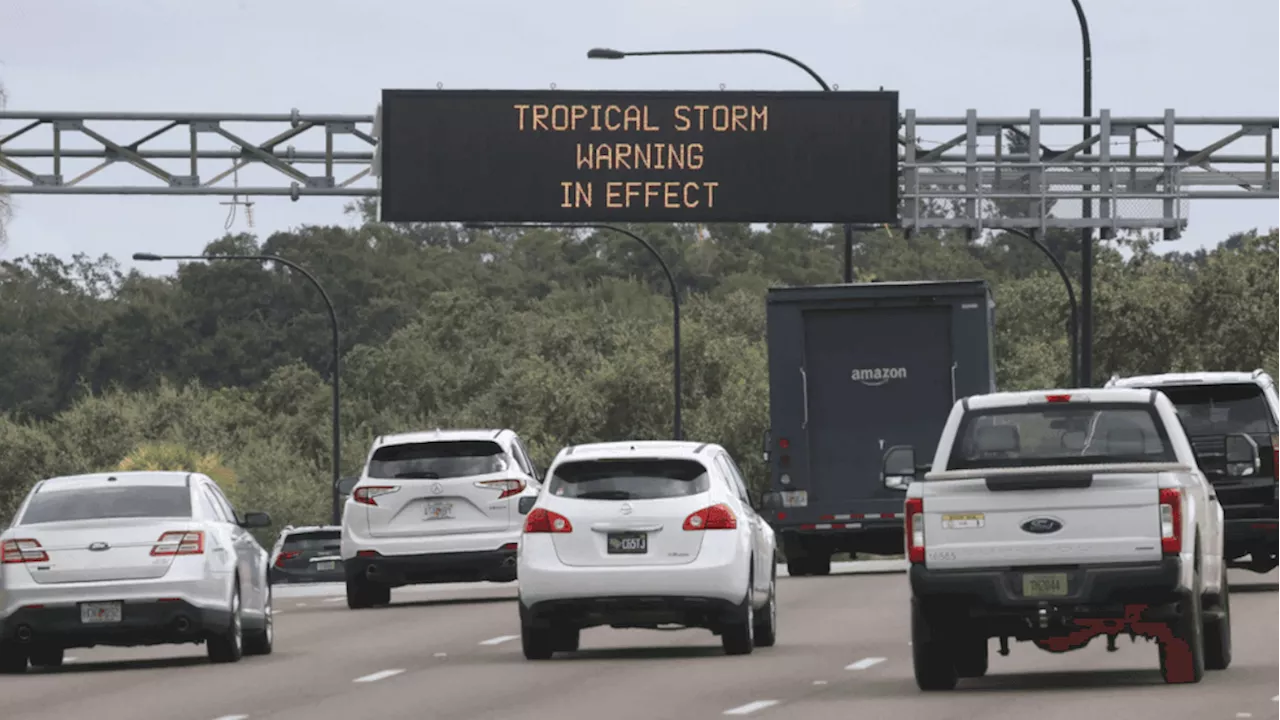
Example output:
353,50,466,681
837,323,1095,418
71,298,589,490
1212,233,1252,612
476,479,525,499
352,486,398,506
524,508,573,534
151,531,204,557
1,539,48,564
905,498,925,564
683,504,737,531
274,550,300,568
1159,488,1183,554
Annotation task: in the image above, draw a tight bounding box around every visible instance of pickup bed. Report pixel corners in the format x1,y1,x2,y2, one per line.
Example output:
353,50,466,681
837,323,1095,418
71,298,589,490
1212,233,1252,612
881,388,1247,690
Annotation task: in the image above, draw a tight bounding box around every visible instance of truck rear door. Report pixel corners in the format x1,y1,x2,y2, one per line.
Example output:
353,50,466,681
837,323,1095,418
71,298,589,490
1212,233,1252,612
803,306,956,515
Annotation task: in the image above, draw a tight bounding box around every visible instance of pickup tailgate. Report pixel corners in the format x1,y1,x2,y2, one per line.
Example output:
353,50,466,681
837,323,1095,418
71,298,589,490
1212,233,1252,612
921,465,1167,570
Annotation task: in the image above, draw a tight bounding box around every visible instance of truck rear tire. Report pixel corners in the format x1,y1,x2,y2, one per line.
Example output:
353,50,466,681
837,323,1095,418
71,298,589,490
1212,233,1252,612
911,600,958,691
786,557,811,577
1159,573,1205,684
954,636,989,678
1204,566,1232,671
810,553,832,576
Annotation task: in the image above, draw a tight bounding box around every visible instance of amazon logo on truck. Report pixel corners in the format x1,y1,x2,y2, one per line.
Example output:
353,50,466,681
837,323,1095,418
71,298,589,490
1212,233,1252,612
850,367,908,386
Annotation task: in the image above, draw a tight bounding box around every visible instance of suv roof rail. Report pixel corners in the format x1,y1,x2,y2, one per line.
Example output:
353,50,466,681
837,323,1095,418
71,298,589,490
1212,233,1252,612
1253,368,1267,379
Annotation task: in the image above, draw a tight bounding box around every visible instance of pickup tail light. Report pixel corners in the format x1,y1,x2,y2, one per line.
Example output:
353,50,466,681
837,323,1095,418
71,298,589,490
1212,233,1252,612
1,539,48,564
1159,488,1183,554
151,531,205,557
683,504,738,531
274,550,300,568
352,486,398,506
476,478,525,500
524,508,573,534
905,498,925,564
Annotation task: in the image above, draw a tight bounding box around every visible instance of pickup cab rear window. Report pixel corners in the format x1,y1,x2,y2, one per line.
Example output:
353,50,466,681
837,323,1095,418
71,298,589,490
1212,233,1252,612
947,403,1176,471
20,485,193,525
367,440,510,480
1158,383,1277,436
546,459,710,501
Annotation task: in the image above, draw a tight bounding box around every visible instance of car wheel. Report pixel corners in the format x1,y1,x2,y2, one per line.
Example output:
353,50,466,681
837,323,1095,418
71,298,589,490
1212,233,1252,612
752,566,778,648
722,573,755,656
953,636,988,678
1203,563,1232,671
786,557,811,577
208,582,245,664
911,599,958,691
346,576,390,609
28,647,64,669
244,584,275,656
0,641,27,674
1160,567,1205,684
554,627,580,653
520,605,555,661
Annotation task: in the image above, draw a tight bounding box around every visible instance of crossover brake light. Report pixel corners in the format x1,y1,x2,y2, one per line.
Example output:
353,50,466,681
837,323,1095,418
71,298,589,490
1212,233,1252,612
1,539,48,564
476,478,525,500
1158,488,1183,555
683,504,737,531
1045,394,1072,403
524,508,573,534
905,498,925,564
274,550,300,568
151,531,204,556
352,485,398,506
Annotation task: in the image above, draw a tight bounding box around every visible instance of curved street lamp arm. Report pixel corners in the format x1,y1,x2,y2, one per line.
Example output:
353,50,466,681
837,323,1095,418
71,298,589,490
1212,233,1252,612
613,48,831,92
1004,229,1080,387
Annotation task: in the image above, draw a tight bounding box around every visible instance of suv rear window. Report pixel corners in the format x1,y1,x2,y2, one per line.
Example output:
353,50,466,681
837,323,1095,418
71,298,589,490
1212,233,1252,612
948,403,1176,471
20,485,193,525
282,531,341,552
546,459,710,500
367,440,509,479
1157,383,1277,436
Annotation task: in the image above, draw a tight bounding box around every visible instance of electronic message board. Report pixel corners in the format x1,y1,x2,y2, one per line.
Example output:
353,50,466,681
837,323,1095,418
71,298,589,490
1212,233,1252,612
378,89,899,224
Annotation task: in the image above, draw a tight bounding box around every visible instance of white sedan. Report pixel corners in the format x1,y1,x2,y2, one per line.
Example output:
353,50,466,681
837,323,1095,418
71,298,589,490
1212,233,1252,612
0,471,275,672
516,440,778,659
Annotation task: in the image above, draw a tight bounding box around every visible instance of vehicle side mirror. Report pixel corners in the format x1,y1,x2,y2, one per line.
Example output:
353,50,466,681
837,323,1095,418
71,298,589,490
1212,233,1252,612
882,445,917,491
1224,433,1260,477
241,511,272,529
517,496,537,515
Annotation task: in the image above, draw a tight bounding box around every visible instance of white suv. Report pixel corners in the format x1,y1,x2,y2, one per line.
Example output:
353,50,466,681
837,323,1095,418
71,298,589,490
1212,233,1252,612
516,441,778,659
340,429,540,609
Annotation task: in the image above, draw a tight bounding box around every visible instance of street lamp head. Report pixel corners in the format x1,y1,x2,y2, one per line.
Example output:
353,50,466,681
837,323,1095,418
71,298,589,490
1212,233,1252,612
586,47,626,60
132,252,163,261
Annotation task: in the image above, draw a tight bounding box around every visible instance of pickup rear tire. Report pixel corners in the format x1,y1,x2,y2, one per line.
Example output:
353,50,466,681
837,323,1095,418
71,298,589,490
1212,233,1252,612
1203,565,1232,671
0,641,27,674
1159,571,1205,684
911,600,958,691
953,636,988,679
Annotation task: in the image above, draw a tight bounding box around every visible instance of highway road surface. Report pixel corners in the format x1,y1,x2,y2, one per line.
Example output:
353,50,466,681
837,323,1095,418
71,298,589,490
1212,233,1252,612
1,562,1275,720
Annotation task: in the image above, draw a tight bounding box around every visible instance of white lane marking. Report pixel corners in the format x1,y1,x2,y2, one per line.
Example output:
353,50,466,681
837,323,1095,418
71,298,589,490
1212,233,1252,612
812,680,827,686
845,657,886,671
296,602,308,607
1273,696,1278,702
433,652,448,658
353,669,405,683
325,596,345,603
213,715,249,720
723,700,779,716
478,635,518,646
1236,713,1252,718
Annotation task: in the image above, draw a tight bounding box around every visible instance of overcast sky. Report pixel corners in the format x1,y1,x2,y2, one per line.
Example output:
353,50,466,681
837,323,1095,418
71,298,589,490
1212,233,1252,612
2,0,1277,273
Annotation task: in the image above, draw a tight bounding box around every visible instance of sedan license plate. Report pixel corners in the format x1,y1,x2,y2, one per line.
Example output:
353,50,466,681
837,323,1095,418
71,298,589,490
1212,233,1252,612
1022,572,1069,598
607,532,648,555
80,601,123,625
315,560,337,571
424,501,454,520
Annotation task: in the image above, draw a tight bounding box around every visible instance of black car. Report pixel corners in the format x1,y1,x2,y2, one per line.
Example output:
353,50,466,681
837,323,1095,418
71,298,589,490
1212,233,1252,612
269,526,344,584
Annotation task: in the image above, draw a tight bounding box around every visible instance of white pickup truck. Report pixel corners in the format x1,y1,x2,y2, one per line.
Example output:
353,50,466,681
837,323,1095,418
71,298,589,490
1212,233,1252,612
881,388,1250,690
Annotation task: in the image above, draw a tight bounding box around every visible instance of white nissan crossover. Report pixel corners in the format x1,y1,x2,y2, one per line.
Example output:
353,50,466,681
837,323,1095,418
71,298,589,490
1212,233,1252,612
516,440,779,659
340,428,541,609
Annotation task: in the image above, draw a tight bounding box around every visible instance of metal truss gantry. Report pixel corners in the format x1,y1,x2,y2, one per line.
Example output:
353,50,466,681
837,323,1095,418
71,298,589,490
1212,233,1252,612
0,108,1275,235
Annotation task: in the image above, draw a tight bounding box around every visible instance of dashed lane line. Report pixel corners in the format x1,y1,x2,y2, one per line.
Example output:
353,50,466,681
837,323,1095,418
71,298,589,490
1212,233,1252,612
845,657,886,671
353,669,405,683
723,700,779,716
478,635,518,646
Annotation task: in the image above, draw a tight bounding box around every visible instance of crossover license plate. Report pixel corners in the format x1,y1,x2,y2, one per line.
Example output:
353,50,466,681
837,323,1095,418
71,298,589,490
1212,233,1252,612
314,561,337,571
80,601,123,624
607,532,648,554
1022,572,1069,598
424,501,454,520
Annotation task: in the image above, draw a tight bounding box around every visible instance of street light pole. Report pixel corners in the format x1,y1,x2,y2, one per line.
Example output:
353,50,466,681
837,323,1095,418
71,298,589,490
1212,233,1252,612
587,46,857,284
465,223,683,441
133,252,343,524
1070,0,1094,386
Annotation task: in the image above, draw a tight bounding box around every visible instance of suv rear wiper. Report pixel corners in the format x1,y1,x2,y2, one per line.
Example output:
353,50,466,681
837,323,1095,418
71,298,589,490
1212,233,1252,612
576,490,633,500
394,471,441,479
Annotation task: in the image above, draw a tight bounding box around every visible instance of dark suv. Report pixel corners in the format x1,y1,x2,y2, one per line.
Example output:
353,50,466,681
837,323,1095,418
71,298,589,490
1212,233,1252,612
1108,370,1279,574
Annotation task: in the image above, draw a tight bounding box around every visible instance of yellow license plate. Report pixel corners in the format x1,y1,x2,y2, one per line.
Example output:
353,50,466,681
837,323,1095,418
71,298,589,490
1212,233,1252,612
1022,573,1068,598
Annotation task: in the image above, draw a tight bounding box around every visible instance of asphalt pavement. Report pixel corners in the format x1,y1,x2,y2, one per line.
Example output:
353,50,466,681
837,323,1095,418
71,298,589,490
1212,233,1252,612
1,562,1275,720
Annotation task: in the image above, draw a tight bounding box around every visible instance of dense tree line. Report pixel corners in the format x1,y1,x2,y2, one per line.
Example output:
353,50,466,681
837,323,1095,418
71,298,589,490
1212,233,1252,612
0,201,1275,537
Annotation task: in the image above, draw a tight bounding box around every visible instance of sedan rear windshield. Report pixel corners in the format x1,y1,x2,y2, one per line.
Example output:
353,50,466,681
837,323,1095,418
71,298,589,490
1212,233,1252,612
948,403,1176,471
1157,383,1277,437
367,440,509,480
282,531,341,553
20,485,193,525
546,459,710,501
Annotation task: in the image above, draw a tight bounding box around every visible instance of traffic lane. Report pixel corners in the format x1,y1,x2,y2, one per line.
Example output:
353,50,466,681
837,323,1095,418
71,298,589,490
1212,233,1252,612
0,588,522,720
254,570,911,720
772,568,1280,720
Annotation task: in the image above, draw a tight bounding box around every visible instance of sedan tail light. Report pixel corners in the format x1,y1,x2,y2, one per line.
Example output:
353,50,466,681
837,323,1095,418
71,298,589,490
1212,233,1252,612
524,508,573,534
475,479,525,499
151,531,205,556
1,539,48,564
905,498,925,564
683,504,737,531
274,550,300,568
352,486,398,506
1159,488,1183,554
